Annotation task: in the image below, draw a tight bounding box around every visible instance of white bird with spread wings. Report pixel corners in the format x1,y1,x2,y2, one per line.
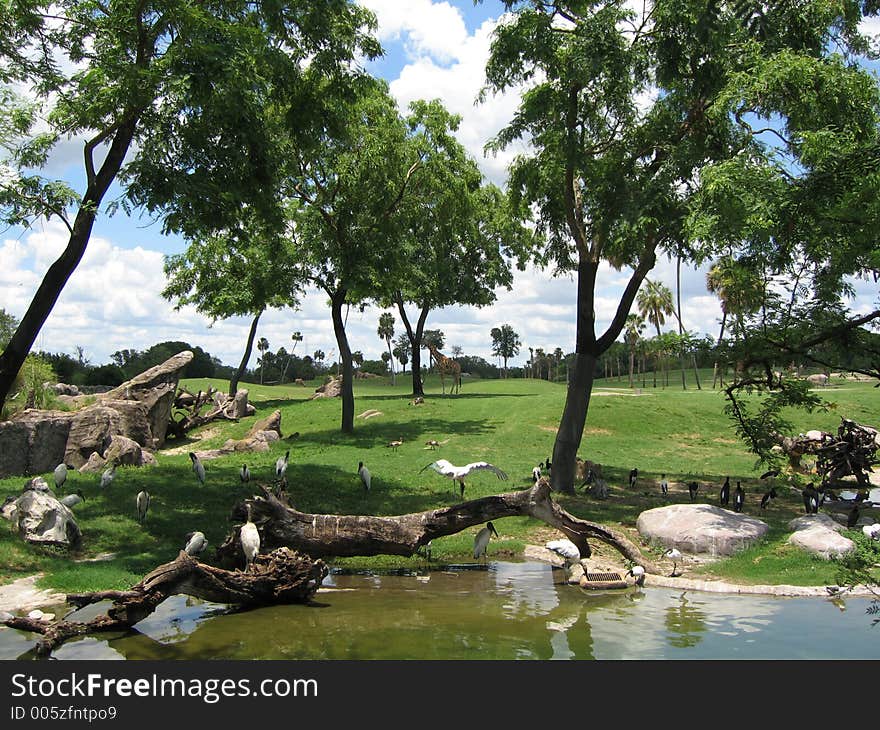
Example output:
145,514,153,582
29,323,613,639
419,459,508,499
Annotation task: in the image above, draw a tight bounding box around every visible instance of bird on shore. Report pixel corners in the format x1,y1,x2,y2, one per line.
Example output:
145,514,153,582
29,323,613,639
847,503,861,528
100,463,116,489
664,548,683,577
629,468,639,489
760,487,777,509
720,476,730,507
60,490,85,508
688,481,699,501
733,482,744,513
358,461,371,492
626,565,646,587
240,464,250,484
240,503,260,572
53,462,73,491
183,531,208,557
545,538,582,583
275,450,289,478
136,490,150,523
420,459,508,499
473,522,499,560
659,473,668,496
189,452,205,485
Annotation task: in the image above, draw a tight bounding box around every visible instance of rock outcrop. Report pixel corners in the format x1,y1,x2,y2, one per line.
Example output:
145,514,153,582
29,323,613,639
192,410,283,461
0,351,193,477
311,376,342,399
636,503,769,557
1,479,81,548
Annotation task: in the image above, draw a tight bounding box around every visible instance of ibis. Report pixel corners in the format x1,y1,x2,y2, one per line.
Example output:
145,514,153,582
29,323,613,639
473,522,499,560
733,482,744,513
240,504,261,572
60,490,85,508
688,481,699,501
664,547,683,577
420,459,508,499
626,565,646,587
720,476,730,507
659,473,668,496
545,539,582,584
53,463,73,491
136,490,150,523
629,468,638,489
240,464,250,484
100,463,116,489
189,452,206,485
358,461,371,492
275,450,289,478
184,531,208,557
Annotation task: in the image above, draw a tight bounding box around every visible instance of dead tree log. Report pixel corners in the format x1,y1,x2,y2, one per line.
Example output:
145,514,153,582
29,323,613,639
3,548,326,657
217,479,660,574
167,386,240,439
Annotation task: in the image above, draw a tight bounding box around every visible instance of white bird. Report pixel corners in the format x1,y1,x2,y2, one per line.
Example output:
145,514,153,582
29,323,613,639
53,462,71,491
473,522,499,559
183,531,208,557
240,463,250,484
664,548,683,577
100,463,116,489
626,565,646,587
27,609,54,622
240,504,261,572
189,452,205,485
420,459,508,499
60,490,85,508
275,450,289,478
136,490,151,523
862,523,880,540
545,539,582,584
358,461,371,492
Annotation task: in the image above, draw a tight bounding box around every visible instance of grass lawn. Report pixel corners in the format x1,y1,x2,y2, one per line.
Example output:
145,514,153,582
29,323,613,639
1,370,878,593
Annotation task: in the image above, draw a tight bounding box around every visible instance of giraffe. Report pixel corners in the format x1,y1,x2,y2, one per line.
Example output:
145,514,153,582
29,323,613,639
426,344,461,395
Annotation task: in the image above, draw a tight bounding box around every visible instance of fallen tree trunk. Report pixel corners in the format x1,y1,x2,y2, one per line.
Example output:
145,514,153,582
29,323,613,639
217,478,660,574
3,547,326,657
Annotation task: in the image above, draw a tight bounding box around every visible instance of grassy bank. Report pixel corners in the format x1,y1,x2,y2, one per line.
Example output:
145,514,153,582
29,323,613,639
1,372,878,593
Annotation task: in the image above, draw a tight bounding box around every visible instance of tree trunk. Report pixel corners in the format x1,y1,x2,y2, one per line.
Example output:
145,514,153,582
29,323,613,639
0,119,137,411
628,348,635,387
330,289,355,433
386,337,395,386
230,310,263,397
552,352,597,494
712,311,727,389
676,255,687,390
396,296,429,397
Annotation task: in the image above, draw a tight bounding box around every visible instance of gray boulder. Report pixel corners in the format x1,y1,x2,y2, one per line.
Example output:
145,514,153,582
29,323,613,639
636,503,769,556
788,514,843,532
788,527,854,559
2,486,81,548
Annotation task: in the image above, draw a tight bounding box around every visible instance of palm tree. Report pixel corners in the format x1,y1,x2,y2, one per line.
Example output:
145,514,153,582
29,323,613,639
637,279,674,386
377,312,395,385
281,331,303,384
313,349,325,374
624,314,645,388
257,337,269,385
553,347,564,382
490,324,521,378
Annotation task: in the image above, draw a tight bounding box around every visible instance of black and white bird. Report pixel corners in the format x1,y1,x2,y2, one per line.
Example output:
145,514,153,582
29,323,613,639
629,468,639,489
760,487,777,509
532,465,542,483
733,482,744,513
136,490,150,523
626,565,646,587
100,463,116,489
60,490,85,508
189,452,205,485
420,459,508,499
663,548,683,577
543,457,552,472
545,538,582,583
861,523,880,540
688,481,699,501
240,464,250,484
183,531,208,557
760,468,780,480
358,461,371,492
720,476,730,507
473,521,499,560
275,450,290,479
660,473,668,496
240,504,260,572
802,483,819,515
53,462,73,491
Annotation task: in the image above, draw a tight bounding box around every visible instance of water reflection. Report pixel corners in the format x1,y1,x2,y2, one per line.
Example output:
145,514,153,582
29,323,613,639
1,562,878,660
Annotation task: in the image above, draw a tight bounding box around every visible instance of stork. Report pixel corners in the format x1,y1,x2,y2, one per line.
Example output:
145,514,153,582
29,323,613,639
358,461,371,492
100,463,116,489
240,504,261,572
53,462,73,491
659,473,668,496
720,476,730,507
760,488,777,509
240,464,250,484
473,522,499,560
629,468,638,489
733,482,744,513
419,459,508,499
183,531,208,557
688,481,699,501
532,465,542,483
136,490,150,523
189,452,205,485
60,490,85,508
275,450,289,479
545,539,582,584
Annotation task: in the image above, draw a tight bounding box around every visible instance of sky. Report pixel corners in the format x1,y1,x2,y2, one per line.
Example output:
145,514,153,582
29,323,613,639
1,1,878,371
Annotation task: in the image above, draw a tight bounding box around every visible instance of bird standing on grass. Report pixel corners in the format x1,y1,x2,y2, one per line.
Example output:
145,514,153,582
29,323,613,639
720,476,730,507
240,504,260,573
189,452,205,485
60,490,85,508
688,481,699,501
54,463,73,491
802,483,819,515
473,522,499,560
733,482,744,513
387,439,404,452
664,548,683,577
532,465,542,483
136,490,150,523
240,464,250,484
358,461,371,492
760,488,777,509
275,450,289,479
420,459,508,499
629,468,638,489
184,531,208,557
660,474,668,496
862,523,880,540
100,463,116,489
545,539,582,584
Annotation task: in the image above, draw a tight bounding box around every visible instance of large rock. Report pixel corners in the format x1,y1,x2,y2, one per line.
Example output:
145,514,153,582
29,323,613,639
788,514,843,533
194,410,283,461
2,486,81,548
636,504,770,556
788,527,854,559
0,351,192,477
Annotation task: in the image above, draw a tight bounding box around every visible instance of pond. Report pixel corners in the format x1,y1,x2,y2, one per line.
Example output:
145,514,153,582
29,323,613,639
1,561,878,660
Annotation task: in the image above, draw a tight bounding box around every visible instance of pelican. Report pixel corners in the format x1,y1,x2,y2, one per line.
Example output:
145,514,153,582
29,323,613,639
100,463,116,489
53,462,73,491
545,539,581,583
626,565,646,587
473,521,499,559
60,490,85,508
183,531,208,557
136,490,150,523
189,452,205,484
358,461,371,492
240,464,250,484
240,504,260,572
664,548,683,577
275,450,289,478
733,482,744,513
420,459,508,499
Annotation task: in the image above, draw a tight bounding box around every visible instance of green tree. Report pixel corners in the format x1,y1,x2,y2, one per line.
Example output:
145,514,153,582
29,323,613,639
0,309,19,349
377,312,396,385
257,337,270,386
490,324,521,377
624,316,645,389
281,332,304,384
637,279,675,388
0,0,380,413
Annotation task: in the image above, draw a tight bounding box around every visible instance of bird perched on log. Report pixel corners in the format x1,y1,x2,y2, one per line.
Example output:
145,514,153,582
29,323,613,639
240,504,260,573
659,474,668,496
688,481,699,501
733,482,745,513
629,468,638,489
100,463,116,489
275,450,289,479
720,476,730,507
183,531,208,557
545,539,582,583
53,462,73,491
664,548,683,577
419,459,508,499
189,452,205,485
240,464,250,484
358,461,371,492
760,488,777,509
60,490,85,508
473,522,499,560
136,490,150,523
626,565,646,587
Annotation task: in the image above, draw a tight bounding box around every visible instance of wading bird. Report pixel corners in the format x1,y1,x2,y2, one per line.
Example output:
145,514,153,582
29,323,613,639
240,464,250,484
387,439,404,452
419,459,508,499
626,565,646,587
275,450,289,478
184,531,208,557
688,481,699,501
664,548,683,577
240,504,261,572
53,462,73,491
545,539,582,584
862,523,880,540
136,490,150,523
760,488,777,509
358,461,371,492
629,468,638,489
100,463,116,489
532,465,542,483
720,476,730,507
60,490,85,508
189,452,205,485
733,482,744,513
659,474,668,496
473,522,499,560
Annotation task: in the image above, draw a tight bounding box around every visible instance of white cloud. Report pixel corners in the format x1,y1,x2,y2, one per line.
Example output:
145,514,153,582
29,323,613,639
360,0,470,64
